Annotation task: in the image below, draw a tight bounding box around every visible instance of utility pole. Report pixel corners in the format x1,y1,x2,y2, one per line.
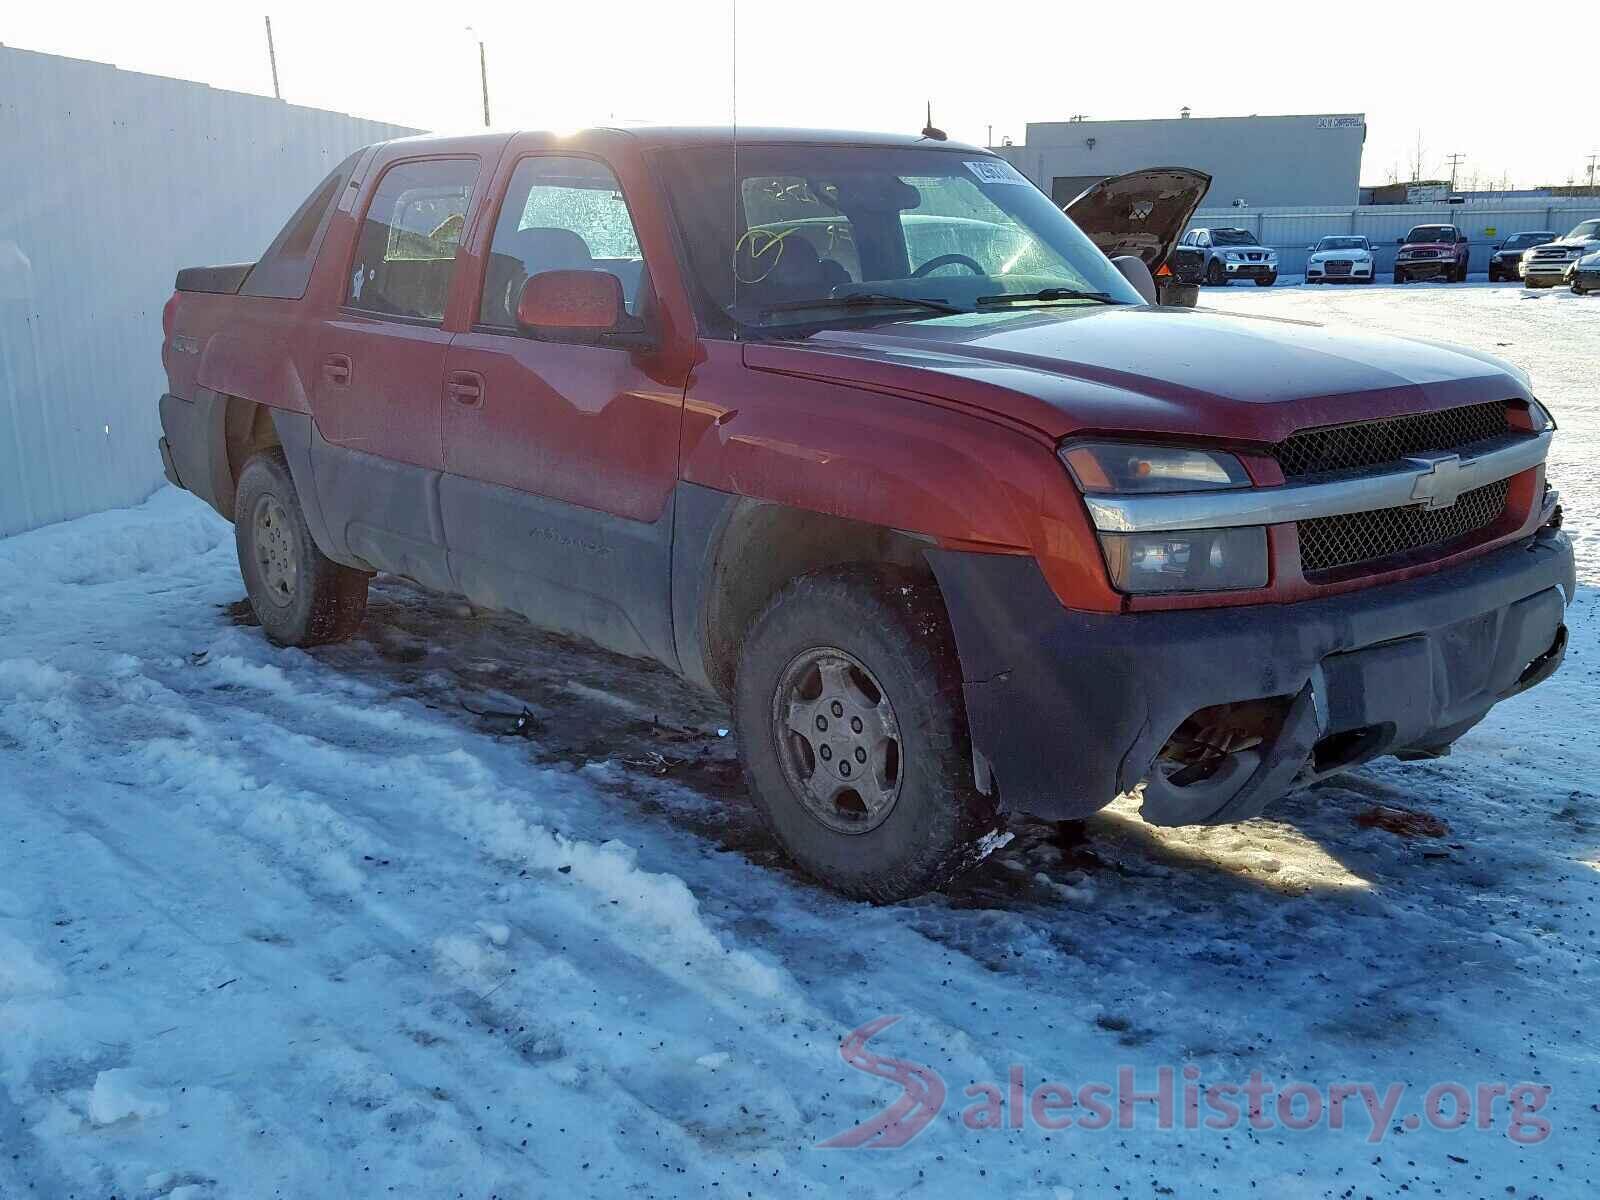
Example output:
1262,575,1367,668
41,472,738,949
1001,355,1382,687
479,40,490,127
1446,152,1466,193
264,15,281,100
1588,152,1599,196
466,26,490,127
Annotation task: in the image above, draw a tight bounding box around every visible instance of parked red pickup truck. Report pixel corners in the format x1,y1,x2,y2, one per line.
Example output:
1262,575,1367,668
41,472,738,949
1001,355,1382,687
160,129,1573,901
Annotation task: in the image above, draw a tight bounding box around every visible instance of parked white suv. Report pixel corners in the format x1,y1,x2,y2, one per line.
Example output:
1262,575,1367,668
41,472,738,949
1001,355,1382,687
1522,219,1600,288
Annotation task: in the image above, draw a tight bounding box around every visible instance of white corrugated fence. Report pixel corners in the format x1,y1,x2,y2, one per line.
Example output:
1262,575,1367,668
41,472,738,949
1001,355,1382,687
0,47,416,537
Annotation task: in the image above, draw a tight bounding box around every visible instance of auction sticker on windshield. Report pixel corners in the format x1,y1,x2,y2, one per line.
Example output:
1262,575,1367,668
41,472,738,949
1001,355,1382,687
965,160,1029,185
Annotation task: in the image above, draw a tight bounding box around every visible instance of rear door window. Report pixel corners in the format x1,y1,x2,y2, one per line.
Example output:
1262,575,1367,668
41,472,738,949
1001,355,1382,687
346,158,478,323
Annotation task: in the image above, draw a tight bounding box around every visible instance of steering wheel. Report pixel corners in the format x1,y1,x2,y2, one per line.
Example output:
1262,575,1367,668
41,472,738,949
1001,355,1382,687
911,254,985,278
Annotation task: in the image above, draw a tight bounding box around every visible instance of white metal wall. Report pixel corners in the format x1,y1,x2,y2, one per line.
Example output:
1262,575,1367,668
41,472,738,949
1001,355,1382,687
1187,200,1600,276
0,47,417,538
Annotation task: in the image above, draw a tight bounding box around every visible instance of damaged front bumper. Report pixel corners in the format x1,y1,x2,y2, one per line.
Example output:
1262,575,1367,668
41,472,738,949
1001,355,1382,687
928,527,1575,826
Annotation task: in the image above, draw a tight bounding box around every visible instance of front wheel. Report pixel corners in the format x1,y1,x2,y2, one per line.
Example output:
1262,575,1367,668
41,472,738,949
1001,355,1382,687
235,449,369,647
734,566,1000,902
1205,259,1227,286
1395,271,1408,285
1254,272,1277,287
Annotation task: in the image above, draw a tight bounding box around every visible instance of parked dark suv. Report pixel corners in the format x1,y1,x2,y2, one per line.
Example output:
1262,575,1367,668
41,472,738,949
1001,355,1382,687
1488,231,1557,283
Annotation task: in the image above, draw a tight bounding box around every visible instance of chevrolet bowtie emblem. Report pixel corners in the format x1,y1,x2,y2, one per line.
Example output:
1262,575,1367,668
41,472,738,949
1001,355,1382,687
1407,452,1466,510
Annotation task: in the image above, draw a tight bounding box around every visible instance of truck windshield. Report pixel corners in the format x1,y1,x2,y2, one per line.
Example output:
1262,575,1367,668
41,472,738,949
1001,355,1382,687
1403,227,1454,243
1210,230,1259,246
1564,220,1600,240
654,143,1142,332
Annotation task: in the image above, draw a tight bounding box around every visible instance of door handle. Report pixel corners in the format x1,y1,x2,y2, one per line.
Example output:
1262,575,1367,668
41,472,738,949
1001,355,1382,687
322,354,352,386
445,370,485,407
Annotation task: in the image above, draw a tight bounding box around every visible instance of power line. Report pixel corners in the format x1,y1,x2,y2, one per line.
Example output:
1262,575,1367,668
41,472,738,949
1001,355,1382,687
1445,152,1465,193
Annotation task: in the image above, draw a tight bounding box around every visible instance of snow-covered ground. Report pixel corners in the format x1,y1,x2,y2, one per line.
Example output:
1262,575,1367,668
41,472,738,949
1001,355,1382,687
2,283,1597,1199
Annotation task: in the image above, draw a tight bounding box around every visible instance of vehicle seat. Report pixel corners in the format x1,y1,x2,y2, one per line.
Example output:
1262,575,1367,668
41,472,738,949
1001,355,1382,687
741,234,833,305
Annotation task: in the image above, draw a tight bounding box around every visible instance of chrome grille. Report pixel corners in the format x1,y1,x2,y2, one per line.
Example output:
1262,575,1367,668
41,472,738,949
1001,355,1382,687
1297,479,1511,575
1275,401,1515,480
1325,259,1353,275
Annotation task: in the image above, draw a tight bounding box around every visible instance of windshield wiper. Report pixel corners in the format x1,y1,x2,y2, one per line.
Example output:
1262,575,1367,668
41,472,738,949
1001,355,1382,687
976,288,1122,307
758,293,963,318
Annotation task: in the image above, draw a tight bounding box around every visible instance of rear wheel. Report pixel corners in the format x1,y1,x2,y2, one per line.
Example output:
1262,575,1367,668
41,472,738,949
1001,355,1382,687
1254,272,1277,287
235,449,368,647
734,565,1000,902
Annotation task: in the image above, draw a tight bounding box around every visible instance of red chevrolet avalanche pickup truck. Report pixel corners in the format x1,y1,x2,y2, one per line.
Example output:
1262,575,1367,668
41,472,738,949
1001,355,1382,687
158,129,1573,901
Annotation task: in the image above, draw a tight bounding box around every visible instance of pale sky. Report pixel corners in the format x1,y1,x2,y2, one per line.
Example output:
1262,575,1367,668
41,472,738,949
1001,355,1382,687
6,0,1596,191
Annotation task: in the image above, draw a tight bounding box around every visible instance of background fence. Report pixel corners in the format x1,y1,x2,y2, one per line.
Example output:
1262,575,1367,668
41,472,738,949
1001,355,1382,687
0,47,417,538
1188,199,1600,277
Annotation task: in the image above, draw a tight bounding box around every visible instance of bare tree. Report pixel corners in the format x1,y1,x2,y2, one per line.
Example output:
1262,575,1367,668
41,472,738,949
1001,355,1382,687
1408,130,1428,183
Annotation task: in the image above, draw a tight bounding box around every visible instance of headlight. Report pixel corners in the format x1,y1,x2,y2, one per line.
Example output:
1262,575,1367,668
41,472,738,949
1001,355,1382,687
1099,528,1269,594
1060,442,1251,493
1527,399,1556,432
1060,443,1266,594
1224,251,1242,261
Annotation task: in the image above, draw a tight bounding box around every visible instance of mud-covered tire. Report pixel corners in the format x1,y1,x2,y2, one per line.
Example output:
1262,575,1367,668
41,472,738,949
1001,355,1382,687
733,565,1000,903
234,449,368,647
1205,259,1227,286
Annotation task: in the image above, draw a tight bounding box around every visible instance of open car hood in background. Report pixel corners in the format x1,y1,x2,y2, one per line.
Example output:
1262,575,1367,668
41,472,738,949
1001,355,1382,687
1064,167,1212,268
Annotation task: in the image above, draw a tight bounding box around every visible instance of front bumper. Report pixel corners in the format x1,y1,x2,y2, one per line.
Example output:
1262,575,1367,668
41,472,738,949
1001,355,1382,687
928,528,1575,825
1396,256,1455,278
1571,268,1600,288
1524,260,1577,281
1222,260,1276,278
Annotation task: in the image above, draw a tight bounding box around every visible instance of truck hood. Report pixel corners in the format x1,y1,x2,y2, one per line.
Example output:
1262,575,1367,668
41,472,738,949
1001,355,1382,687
1398,242,1456,253
743,306,1530,444
1062,168,1212,268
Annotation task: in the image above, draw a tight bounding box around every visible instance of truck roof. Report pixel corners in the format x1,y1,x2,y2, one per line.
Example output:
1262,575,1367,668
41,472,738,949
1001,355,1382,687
378,126,991,155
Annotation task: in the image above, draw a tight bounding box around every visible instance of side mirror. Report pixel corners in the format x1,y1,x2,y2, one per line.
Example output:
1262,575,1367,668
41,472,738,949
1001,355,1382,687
1396,237,1404,245
517,269,626,334
1111,255,1158,305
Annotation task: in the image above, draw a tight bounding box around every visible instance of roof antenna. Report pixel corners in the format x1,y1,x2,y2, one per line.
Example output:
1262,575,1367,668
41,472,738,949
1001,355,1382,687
921,101,946,142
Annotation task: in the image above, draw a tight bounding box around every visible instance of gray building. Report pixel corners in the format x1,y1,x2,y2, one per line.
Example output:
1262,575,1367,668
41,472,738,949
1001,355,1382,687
997,112,1366,209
